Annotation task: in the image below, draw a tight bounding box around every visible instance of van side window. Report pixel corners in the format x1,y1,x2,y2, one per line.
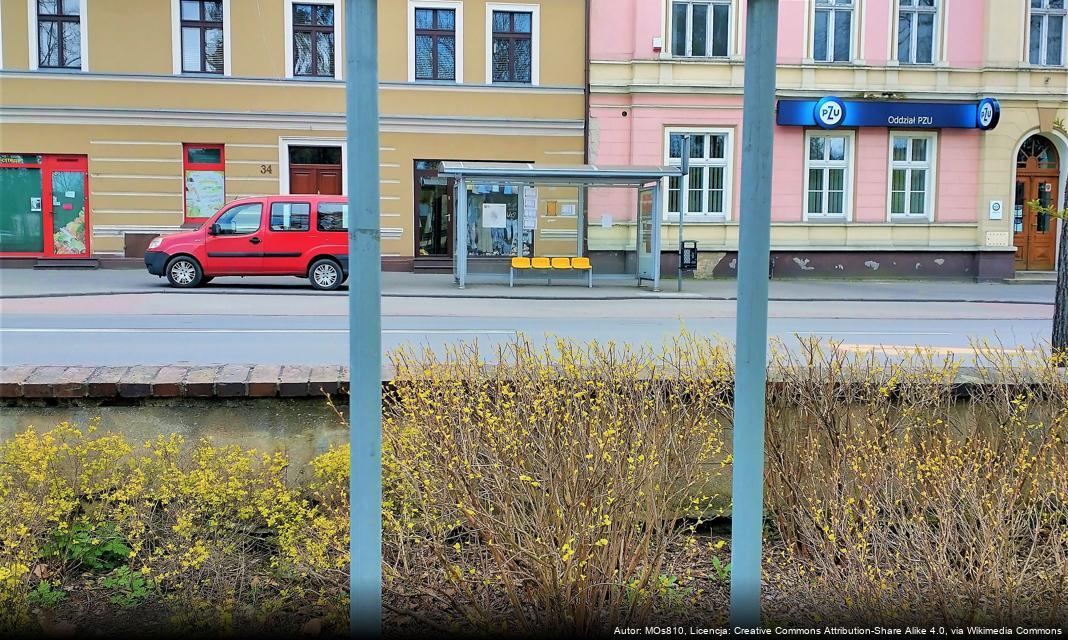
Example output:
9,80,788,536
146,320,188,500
214,203,262,235
317,202,348,232
270,202,311,231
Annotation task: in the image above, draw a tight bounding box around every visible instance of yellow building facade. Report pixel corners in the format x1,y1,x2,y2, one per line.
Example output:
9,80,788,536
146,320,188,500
0,0,587,269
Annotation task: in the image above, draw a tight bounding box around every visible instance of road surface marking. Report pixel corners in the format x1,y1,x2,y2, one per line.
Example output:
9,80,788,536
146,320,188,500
793,331,953,336
0,328,517,335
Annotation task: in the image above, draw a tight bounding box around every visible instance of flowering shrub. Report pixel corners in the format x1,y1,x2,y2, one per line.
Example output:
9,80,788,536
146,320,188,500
1,336,1066,634
0,422,350,635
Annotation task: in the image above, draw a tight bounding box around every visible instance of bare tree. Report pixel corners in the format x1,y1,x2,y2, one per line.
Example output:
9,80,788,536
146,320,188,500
1028,198,1068,358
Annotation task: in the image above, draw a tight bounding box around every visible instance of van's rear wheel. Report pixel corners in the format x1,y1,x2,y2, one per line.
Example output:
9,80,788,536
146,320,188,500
309,258,342,291
166,256,203,288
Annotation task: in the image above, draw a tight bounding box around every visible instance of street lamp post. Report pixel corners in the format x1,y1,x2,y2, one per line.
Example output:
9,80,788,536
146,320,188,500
730,0,779,629
678,135,690,292
346,0,382,637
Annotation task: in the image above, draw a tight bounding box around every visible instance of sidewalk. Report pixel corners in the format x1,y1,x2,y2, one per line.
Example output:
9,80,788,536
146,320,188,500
0,267,1055,304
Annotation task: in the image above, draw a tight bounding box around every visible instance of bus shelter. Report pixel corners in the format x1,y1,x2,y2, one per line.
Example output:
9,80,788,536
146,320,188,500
437,162,682,290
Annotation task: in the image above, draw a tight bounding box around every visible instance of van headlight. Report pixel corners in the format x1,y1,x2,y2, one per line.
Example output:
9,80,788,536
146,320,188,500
148,236,163,250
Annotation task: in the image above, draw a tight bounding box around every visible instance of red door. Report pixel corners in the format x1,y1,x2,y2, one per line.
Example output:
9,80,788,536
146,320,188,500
43,156,90,257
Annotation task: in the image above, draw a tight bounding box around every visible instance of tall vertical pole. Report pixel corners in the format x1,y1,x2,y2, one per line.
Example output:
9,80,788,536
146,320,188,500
730,0,778,629
346,0,381,637
678,135,691,292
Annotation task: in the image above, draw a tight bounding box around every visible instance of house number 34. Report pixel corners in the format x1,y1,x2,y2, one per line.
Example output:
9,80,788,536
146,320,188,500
260,164,273,174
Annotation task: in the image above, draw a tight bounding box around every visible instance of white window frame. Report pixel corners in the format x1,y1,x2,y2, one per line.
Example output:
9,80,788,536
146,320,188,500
170,0,232,76
668,0,733,58
408,0,463,83
895,0,939,65
485,3,539,85
1028,0,1067,67
803,129,854,222
812,0,855,63
663,128,734,222
28,0,89,71
278,137,348,195
886,131,937,222
283,0,342,80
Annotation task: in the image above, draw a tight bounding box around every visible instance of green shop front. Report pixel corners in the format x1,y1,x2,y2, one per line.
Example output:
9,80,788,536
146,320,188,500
0,154,90,259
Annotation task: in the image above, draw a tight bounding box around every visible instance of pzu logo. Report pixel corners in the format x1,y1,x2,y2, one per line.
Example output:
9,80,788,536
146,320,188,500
814,97,846,129
977,98,1000,130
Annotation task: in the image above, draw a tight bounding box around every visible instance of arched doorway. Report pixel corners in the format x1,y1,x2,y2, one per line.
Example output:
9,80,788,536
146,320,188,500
1013,135,1060,271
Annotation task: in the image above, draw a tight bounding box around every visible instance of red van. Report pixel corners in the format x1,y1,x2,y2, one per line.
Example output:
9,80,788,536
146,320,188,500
144,196,350,290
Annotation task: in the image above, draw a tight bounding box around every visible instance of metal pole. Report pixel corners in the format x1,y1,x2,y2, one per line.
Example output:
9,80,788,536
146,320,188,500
346,0,381,637
678,135,690,292
730,0,778,629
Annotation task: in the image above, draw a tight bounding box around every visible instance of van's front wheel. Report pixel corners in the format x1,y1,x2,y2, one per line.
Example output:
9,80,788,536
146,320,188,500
165,256,203,288
308,258,342,291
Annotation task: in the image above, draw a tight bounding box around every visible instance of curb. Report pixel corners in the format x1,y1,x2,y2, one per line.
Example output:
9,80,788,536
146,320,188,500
0,289,1055,306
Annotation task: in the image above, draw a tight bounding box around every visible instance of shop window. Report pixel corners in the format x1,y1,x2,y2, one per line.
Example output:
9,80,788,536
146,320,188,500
414,7,456,80
897,0,937,65
804,131,853,220
490,9,533,83
1030,0,1066,67
666,131,732,220
293,3,335,77
180,0,225,73
36,0,83,69
671,0,730,58
0,155,45,253
183,144,225,222
888,133,936,221
813,0,853,63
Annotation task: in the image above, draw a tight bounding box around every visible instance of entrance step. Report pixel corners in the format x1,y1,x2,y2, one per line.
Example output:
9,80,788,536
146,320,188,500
1006,270,1056,284
33,258,99,270
413,257,453,274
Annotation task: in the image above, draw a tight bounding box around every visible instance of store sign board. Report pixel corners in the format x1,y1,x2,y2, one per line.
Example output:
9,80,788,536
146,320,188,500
777,97,1001,130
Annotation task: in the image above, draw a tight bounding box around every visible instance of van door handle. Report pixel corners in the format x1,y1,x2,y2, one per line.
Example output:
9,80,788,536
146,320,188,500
249,237,261,244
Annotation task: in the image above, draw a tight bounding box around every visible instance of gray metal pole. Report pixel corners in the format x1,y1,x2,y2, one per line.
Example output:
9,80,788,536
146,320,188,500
345,0,381,637
678,135,690,292
730,0,778,629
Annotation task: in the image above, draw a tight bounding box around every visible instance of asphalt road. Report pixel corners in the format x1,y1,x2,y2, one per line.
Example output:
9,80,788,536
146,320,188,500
0,289,1053,366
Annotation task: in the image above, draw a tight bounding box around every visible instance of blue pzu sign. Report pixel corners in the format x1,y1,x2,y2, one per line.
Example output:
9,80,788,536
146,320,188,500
777,97,1000,131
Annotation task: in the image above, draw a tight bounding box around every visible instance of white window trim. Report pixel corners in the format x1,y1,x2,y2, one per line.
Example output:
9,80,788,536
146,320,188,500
893,0,940,66
886,131,937,223
485,2,539,86
811,0,857,63
667,0,734,59
407,0,463,83
284,0,342,80
803,129,855,222
1027,0,1068,67
28,0,89,71
662,127,734,223
278,137,348,195
170,0,232,76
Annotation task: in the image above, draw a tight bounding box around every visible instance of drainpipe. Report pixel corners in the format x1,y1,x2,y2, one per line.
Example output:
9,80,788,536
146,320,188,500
584,0,591,165
583,0,592,258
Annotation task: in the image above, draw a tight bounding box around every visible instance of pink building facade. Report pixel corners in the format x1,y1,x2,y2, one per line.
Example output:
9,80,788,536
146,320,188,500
588,0,1068,279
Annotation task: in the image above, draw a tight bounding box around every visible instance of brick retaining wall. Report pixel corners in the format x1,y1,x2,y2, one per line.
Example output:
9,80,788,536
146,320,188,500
0,365,391,399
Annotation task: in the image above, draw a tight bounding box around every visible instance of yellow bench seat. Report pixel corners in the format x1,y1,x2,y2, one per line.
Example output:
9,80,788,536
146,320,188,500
510,256,593,288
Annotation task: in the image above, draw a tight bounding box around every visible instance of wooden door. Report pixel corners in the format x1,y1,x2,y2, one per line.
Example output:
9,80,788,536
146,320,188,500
1014,136,1061,271
289,166,342,195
